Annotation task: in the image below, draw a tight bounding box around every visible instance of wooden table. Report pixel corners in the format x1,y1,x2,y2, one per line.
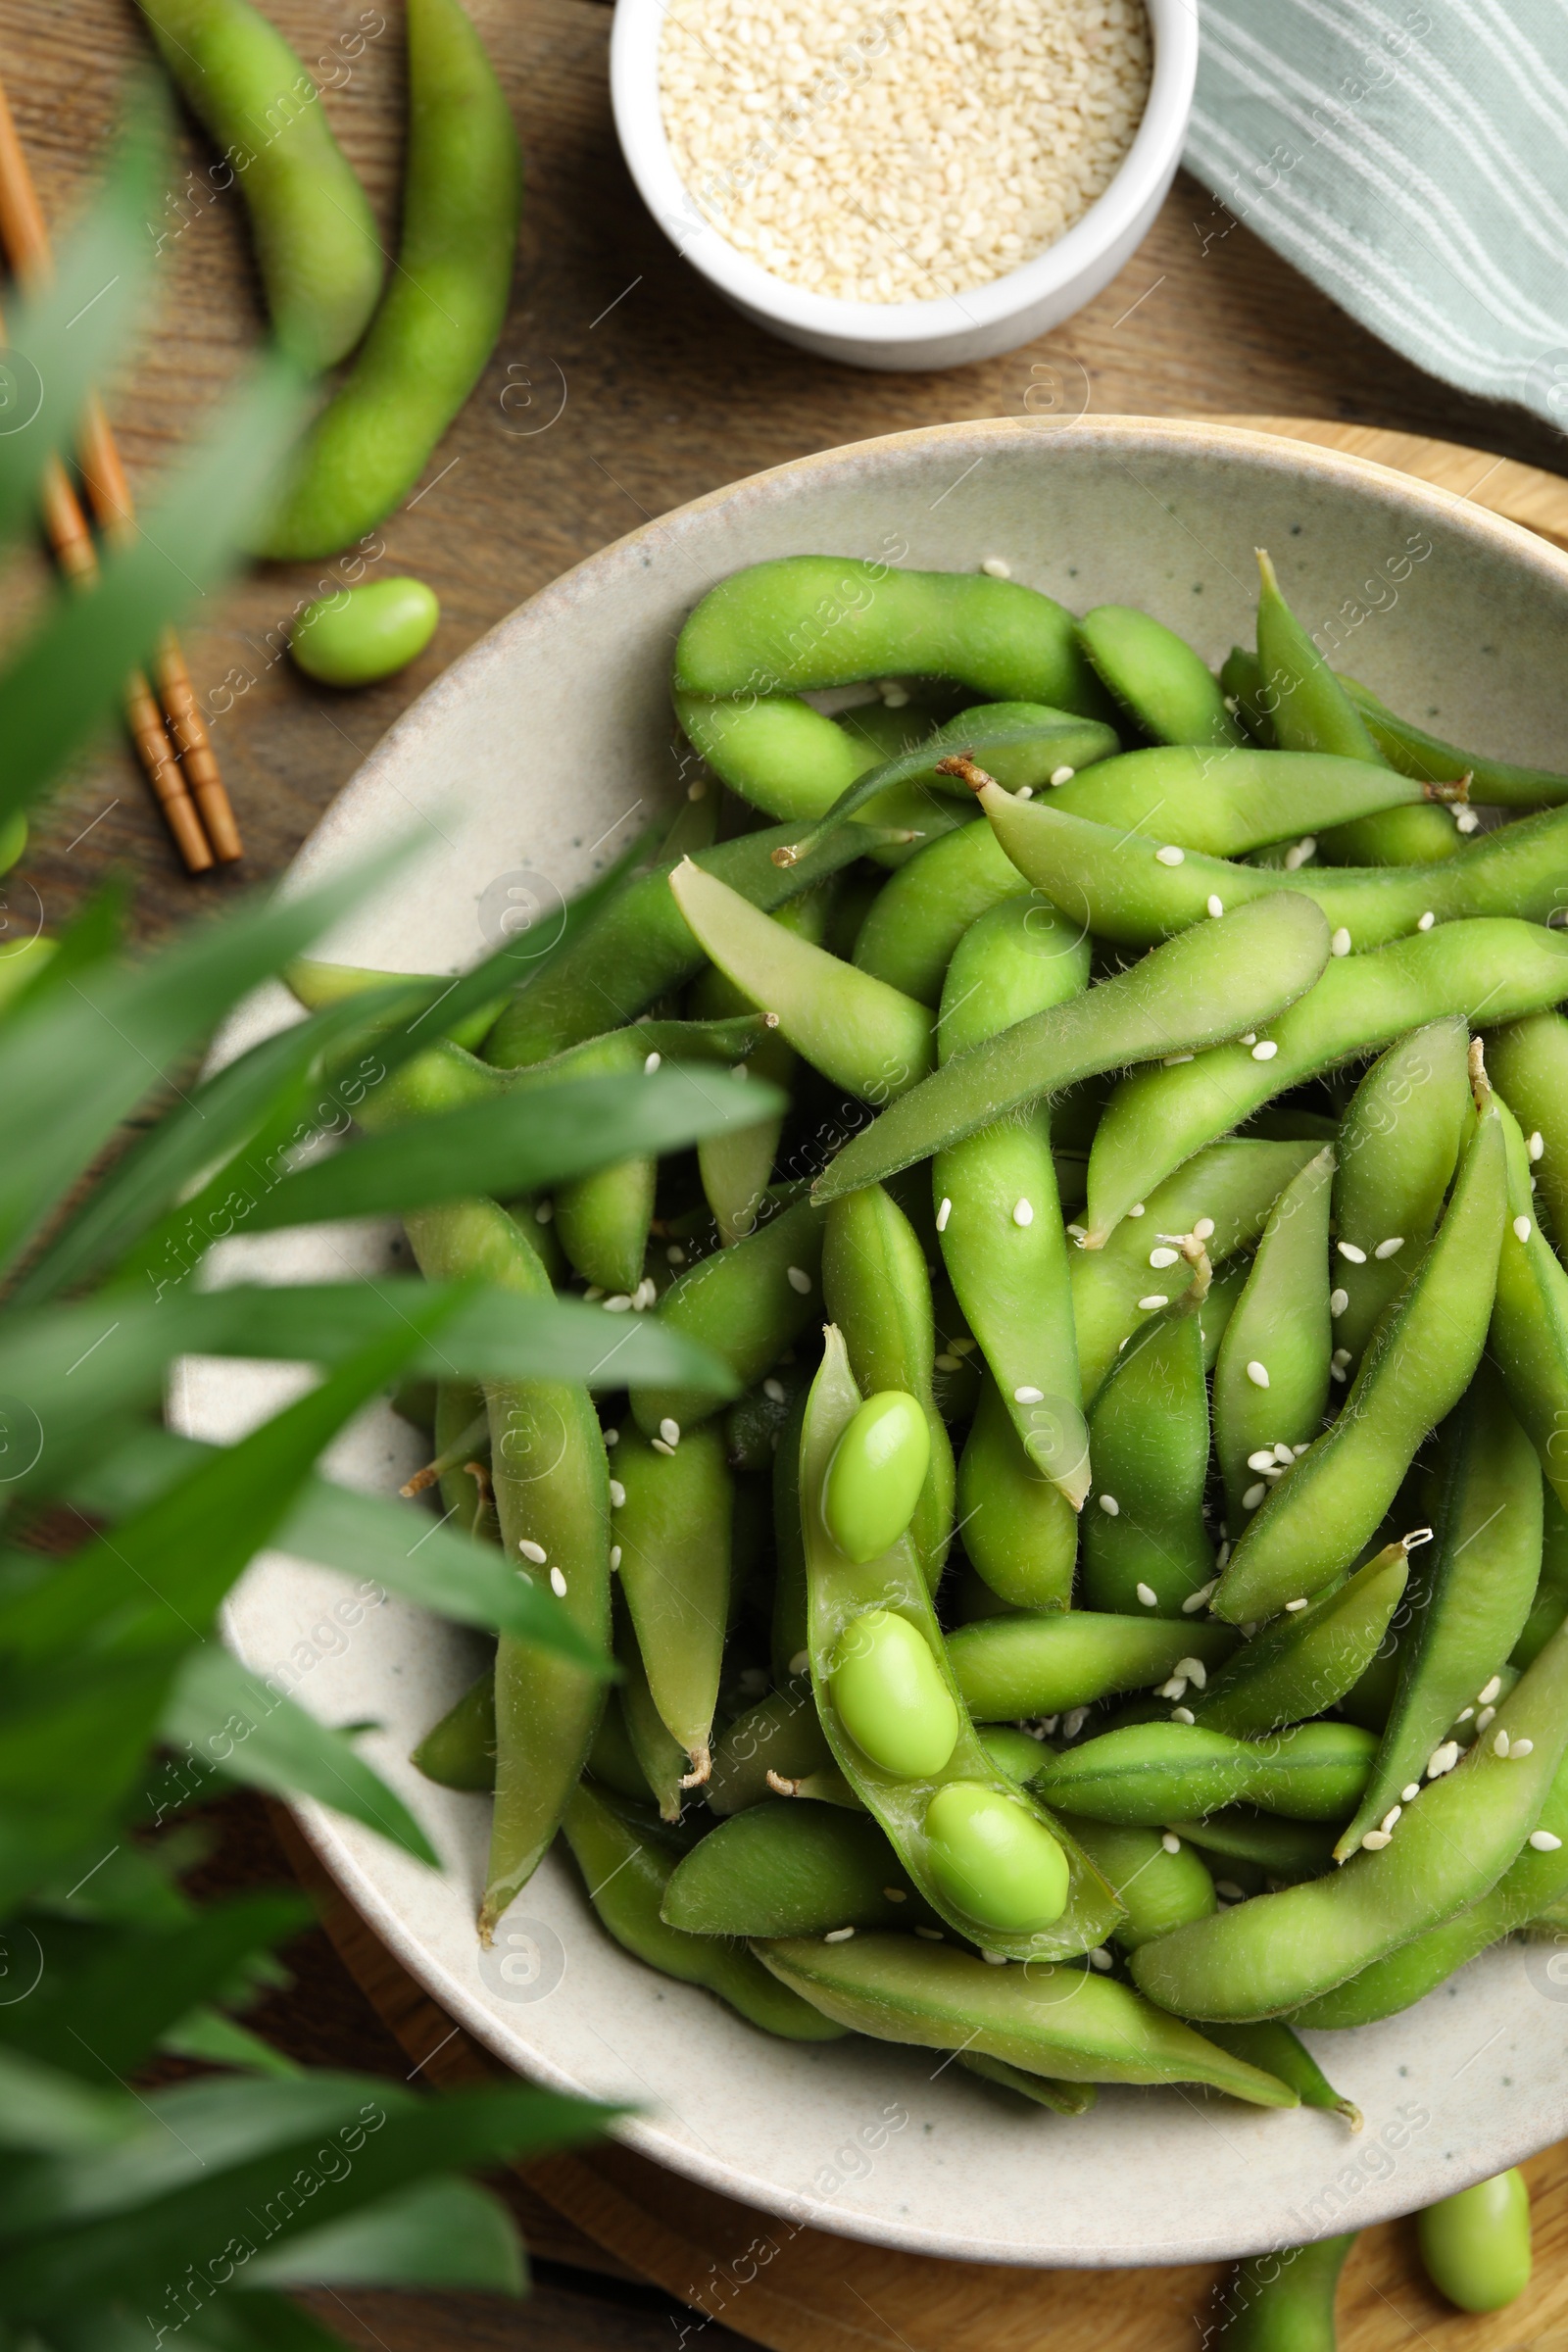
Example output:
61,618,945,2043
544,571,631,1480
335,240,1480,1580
12,1,1568,2342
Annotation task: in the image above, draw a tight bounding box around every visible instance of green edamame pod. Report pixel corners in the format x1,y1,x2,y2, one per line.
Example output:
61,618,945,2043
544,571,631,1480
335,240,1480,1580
1209,2233,1356,2349
1071,1138,1319,1402
771,1386,812,1685
563,1783,845,2040
1417,2172,1532,2313
949,1610,1237,1721
661,1803,933,1936
1035,1721,1376,1827
614,1597,689,1823
1086,921,1561,1249
137,0,382,371
1052,745,1439,849
1489,1090,1568,1517
1196,1540,1415,1737
957,2053,1098,2114
407,1201,610,1934
1201,2021,1360,2128
430,1379,494,1542
412,1662,496,1789
1212,1149,1334,1528
1487,1011,1568,1244
801,1328,1120,1959
1213,1097,1507,1625
754,1933,1296,2104
1344,674,1568,807
690,889,830,1243
707,1682,831,1814
1077,606,1243,748
1170,1811,1338,1885
549,1031,657,1293
612,1422,732,1784
257,0,521,558
815,893,1332,1205
956,1374,1077,1611
670,859,934,1103
1337,1368,1542,1859
673,690,908,827
854,820,1030,1005
823,1186,955,1589
587,1684,659,1807
1054,1817,1216,1950
1220,646,1275,747
1330,1021,1471,1372
1515,1486,1568,1669
1133,1608,1568,2021
1082,1243,1214,1615
1253,549,1458,866
629,1197,823,1437
724,1362,808,1476
674,557,1108,717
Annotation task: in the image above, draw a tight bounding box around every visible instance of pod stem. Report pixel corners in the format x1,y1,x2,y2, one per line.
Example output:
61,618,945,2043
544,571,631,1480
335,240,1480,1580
680,1744,712,1789
399,1406,489,1496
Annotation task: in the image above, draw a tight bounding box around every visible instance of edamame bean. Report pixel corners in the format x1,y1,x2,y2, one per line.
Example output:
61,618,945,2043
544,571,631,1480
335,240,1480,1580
562,1781,845,2039
1329,1020,1471,1372
948,1609,1238,1721
411,1661,496,1789
753,1934,1297,2104
801,1327,1121,1960
1086,916,1538,1253
1345,674,1568,807
612,1422,732,1788
1195,1540,1415,1737
1487,1011,1568,1242
1034,1721,1376,1826
1082,1238,1214,1615
1209,2234,1356,2349
956,1373,1078,1610
290,577,440,686
923,1782,1070,1932
1212,1149,1333,1528
137,0,382,371
1417,2171,1532,2313
831,1606,959,1775
814,893,1332,1204
257,0,521,557
673,557,1108,716
1056,1817,1217,1949
1077,606,1244,747
628,1195,823,1437
1337,1367,1542,1859
662,1801,933,1936
822,1396,932,1566
1131,1608,1568,2019
1215,1097,1505,1625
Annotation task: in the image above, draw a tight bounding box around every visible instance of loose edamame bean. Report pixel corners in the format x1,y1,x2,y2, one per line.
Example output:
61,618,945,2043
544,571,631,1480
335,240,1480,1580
629,1196,822,1437
1329,1020,1470,1372
257,0,521,558
814,892,1331,1203
1417,2171,1532,2313
1057,1817,1217,1949
563,1781,845,2040
949,1609,1238,1721
290,577,440,687
1082,1240,1215,1615
1214,1096,1505,1625
822,1395,932,1566
137,0,382,371
662,1801,933,1936
1209,2233,1356,2350
753,1933,1297,2104
1487,1011,1568,1243
612,1422,732,1786
1035,1721,1376,1827
1196,1539,1416,1738
830,1606,959,1776
1212,1148,1333,1528
923,1781,1070,1932
1077,606,1243,747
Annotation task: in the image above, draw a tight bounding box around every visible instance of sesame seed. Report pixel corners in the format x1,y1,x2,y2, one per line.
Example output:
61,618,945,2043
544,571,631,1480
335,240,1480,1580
1155,845,1185,866
1137,1293,1169,1311
1418,910,1435,930
1149,1246,1181,1268
1099,1494,1120,1516
763,1377,786,1403
934,1353,958,1371
1511,1737,1535,1757
1192,1218,1215,1241
1246,1360,1270,1389
1128,1202,1147,1217
1332,1348,1352,1369
1250,1040,1278,1060
1515,1215,1534,1244
1402,1784,1421,1802
1457,1708,1475,1724
982,557,1011,579
1455,808,1480,833
1243,1482,1267,1510
666,1245,686,1265
1015,785,1034,800
605,1294,633,1312
610,1545,622,1570
1062,1707,1089,1739
1183,1580,1218,1613
1050,764,1075,787
1013,1384,1045,1403
652,1438,676,1455
1239,1034,1256,1047
787,1264,811,1294
914,1927,944,1941
731,1061,749,1081
1175,1655,1207,1687
1087,1947,1113,1971
535,1198,555,1224
1214,1880,1246,1901
1530,1131,1545,1160
936,1197,952,1232
1532,1831,1564,1851
1476,1706,1495,1732
1161,1832,1182,1854
1067,1222,1087,1240
789,1648,810,1676
983,1949,1009,1966
1136,1582,1158,1607
1162,1053,1195,1067
1247,1448,1276,1472
1206,895,1224,919
518,1539,547,1564
1285,1597,1309,1613
1272,1443,1295,1466
1156,1677,1188,1700
1283,838,1316,870
644,1050,662,1073
660,1418,681,1446
1338,1242,1367,1264
583,1285,604,1300
1427,1740,1461,1777
1373,1236,1405,1259
1381,1806,1402,1833
1331,928,1352,956
605,1427,620,1446
1479,1675,1503,1705
824,1927,856,1942
1361,1828,1392,1849
1170,1706,1197,1725
1331,1287,1349,1316
1012,1198,1034,1227
550,1565,568,1596
610,1480,626,1507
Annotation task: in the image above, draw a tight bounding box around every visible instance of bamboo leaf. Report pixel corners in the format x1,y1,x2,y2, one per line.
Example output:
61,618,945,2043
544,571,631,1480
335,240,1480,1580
241,2176,523,2291
0,2048,135,2154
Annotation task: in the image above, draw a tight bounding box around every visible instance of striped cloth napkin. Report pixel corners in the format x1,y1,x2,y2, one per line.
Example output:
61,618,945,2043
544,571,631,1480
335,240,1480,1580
1184,0,1568,432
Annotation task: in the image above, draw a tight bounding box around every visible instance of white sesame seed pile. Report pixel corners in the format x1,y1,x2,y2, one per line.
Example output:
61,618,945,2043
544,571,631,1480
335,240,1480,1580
660,0,1151,305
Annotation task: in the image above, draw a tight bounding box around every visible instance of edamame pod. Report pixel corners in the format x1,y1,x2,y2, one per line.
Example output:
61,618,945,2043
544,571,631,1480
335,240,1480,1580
1329,1021,1471,1372
1489,1091,1568,1517
814,893,1332,1204
614,1595,693,1823
406,1200,610,1934
1131,1608,1568,2020
587,1682,660,1808
612,1422,732,1785
1171,1811,1337,1885
549,1030,657,1293
673,688,919,826
854,820,1031,1005
629,1197,823,1437
670,858,935,1103
823,1184,955,1588
137,0,383,371
690,887,831,1242
1345,674,1568,807
1337,1368,1542,1859
1200,2021,1360,2128
1071,1138,1319,1402
1417,2172,1532,2313
1048,745,1443,851
1056,1817,1217,1949
662,1802,933,1936
1034,1721,1376,1827
1082,1242,1214,1615
430,1378,494,1542
674,557,1107,717
1209,2233,1355,2350
1515,1487,1568,1669
1487,1011,1568,1245
1212,1149,1334,1527
770,1386,812,1685
562,1783,845,2040
955,1374,1078,1610
411,1661,496,1789
949,1610,1237,1721
707,1682,831,1815
958,2054,1098,2114
257,0,521,557
1195,1541,1415,1738
1077,606,1243,748
1215,1099,1505,1624
754,1934,1296,2104
1087,921,1556,1248
801,1327,1120,1959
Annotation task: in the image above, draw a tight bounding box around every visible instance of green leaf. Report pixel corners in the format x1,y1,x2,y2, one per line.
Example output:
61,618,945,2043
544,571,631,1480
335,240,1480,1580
241,2175,523,2291
159,1646,438,1867
157,2009,303,2081
244,1066,788,1231
0,2048,134,2154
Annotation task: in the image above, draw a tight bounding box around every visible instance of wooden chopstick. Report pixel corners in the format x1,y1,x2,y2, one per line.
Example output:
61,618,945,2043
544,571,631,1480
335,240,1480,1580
0,72,241,868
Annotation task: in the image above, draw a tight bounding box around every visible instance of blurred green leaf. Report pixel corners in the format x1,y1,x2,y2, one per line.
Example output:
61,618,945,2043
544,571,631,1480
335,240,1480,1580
0,2048,135,2154
242,2175,524,2291
157,2007,304,2080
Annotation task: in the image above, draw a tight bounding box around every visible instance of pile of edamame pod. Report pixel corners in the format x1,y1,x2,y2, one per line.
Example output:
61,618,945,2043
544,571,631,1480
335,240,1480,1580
334,542,1568,2123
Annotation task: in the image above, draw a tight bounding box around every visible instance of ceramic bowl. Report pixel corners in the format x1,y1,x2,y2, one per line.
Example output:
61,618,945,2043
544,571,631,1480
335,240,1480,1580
609,0,1196,370
182,416,1568,2269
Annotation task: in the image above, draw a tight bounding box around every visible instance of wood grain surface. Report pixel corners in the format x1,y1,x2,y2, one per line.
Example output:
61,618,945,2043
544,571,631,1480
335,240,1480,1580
11,0,1568,2343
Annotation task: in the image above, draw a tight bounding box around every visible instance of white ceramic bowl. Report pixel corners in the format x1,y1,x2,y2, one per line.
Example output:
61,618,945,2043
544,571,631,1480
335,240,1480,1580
184,418,1568,2269
610,0,1196,370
